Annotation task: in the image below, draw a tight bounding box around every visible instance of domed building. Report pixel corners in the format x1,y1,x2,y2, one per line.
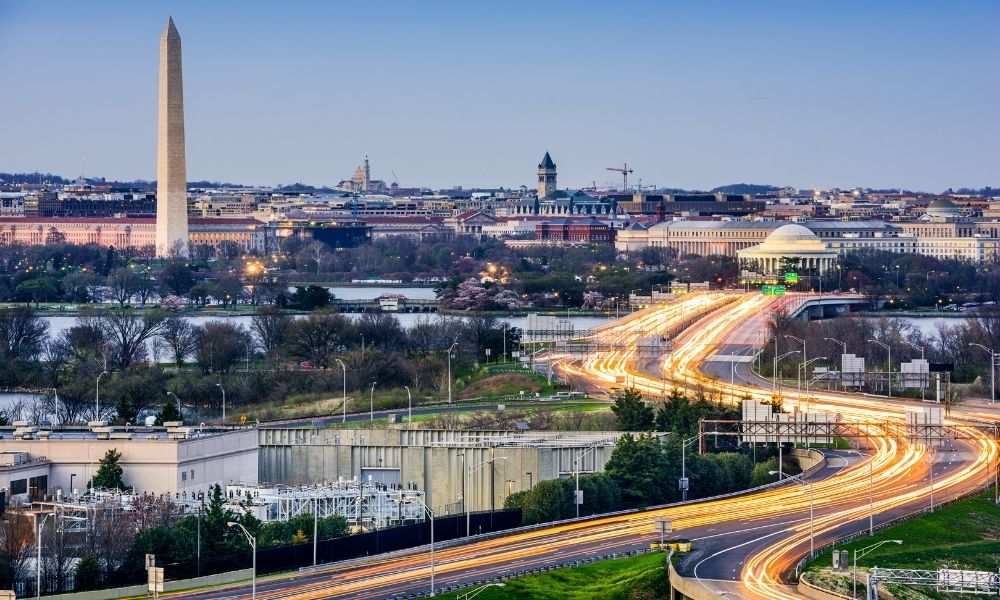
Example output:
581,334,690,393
922,198,961,220
737,223,838,275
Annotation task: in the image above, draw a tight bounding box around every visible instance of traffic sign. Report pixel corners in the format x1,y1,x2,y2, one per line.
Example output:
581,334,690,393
784,272,798,284
147,566,164,594
653,517,672,534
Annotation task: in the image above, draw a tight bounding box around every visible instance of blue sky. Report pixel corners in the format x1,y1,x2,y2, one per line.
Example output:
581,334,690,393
1,1,997,191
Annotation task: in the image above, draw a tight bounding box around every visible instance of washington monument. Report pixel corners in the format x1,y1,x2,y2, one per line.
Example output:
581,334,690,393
156,16,189,257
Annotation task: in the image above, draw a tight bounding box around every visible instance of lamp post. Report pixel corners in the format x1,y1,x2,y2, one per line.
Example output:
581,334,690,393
227,522,256,600
166,391,182,417
369,381,377,423
798,357,827,395
824,337,847,356
574,445,602,518
447,342,459,404
773,351,801,393
404,386,412,427
785,335,806,390
95,370,109,421
770,471,813,557
216,383,226,422
36,513,53,599
335,358,347,422
901,340,925,400
867,339,892,397
853,540,902,599
396,495,436,596
680,434,700,502
466,457,508,536
969,343,996,405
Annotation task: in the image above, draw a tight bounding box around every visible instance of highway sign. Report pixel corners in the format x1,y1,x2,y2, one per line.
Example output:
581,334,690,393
784,272,798,284
653,517,672,534
147,566,164,594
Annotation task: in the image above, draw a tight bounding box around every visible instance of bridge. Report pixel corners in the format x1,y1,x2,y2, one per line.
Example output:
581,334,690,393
331,297,438,313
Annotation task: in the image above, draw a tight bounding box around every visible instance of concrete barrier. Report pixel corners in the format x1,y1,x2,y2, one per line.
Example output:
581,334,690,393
668,562,723,600
798,574,853,600
43,568,253,600
790,447,827,478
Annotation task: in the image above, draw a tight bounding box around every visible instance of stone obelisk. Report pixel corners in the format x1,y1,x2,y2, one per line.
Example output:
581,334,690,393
156,16,189,257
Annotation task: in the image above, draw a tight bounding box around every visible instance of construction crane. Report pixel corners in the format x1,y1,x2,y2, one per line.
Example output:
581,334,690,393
606,163,634,192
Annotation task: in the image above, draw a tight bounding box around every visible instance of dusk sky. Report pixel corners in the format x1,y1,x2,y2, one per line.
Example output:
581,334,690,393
1,1,997,191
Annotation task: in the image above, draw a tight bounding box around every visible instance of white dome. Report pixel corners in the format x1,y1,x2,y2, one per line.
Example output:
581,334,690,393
765,224,819,243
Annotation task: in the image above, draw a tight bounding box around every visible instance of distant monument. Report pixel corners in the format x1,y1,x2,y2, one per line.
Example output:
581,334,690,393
156,16,189,257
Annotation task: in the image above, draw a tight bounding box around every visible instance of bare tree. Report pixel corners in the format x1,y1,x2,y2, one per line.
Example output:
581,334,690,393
251,307,292,356
79,308,167,369
107,268,141,307
0,306,48,365
158,314,198,368
0,513,33,590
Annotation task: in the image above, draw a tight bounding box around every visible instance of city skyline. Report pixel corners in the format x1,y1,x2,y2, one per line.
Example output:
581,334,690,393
1,1,998,191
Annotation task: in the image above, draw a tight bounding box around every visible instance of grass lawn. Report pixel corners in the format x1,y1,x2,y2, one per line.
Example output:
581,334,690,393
431,551,670,600
805,491,1000,599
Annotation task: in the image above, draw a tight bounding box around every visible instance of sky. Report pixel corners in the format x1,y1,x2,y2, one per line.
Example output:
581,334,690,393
1,1,998,192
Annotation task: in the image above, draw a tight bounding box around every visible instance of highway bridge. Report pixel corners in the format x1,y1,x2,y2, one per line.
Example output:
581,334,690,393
184,291,997,600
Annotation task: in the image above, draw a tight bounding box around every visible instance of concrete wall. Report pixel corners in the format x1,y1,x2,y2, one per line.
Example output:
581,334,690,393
258,428,619,516
43,568,253,600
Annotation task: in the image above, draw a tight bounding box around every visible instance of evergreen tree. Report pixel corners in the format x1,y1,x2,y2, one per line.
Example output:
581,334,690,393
603,433,670,508
611,387,655,431
88,449,129,491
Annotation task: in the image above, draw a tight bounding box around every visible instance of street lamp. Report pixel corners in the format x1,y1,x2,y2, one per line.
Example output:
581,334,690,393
773,351,801,393
798,357,827,394
466,457,508,536
969,343,996,405
459,582,506,600
95,370,109,422
369,381,377,423
404,385,413,427
216,383,226,422
784,335,807,386
395,495,436,596
166,391,182,418
573,444,603,518
770,471,814,557
867,339,892,398
680,434,700,502
447,341,459,404
852,540,902,599
824,337,847,356
227,522,256,600
335,358,347,422
36,513,53,599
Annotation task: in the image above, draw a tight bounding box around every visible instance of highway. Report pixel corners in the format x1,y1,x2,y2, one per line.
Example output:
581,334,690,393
185,291,997,599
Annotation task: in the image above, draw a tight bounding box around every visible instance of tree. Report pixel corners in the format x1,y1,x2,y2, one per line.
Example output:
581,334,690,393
89,448,129,491
251,307,292,356
0,306,48,366
14,277,58,306
159,314,198,368
79,308,166,369
74,554,102,591
355,311,404,351
155,401,183,425
610,387,654,431
290,285,333,310
285,311,353,369
194,321,252,374
107,268,141,306
0,514,33,590
212,276,245,308
158,260,195,297
603,433,670,508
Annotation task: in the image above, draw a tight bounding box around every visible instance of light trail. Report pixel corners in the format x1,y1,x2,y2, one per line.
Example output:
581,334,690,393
188,292,998,600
